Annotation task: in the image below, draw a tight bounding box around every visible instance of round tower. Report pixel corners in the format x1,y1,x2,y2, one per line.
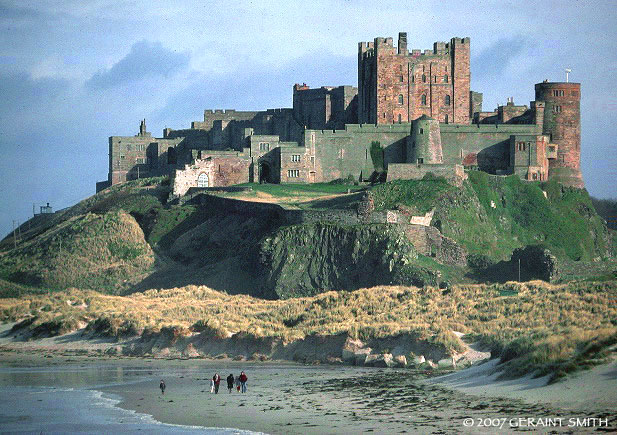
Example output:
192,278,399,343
534,81,583,188
410,115,443,164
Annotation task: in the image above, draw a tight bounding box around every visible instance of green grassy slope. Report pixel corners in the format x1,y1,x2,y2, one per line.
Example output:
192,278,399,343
0,173,613,297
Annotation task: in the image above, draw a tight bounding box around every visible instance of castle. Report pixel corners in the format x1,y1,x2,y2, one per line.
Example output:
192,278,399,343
97,33,583,195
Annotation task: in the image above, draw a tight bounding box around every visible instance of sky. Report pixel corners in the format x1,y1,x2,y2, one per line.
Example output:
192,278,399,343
1,0,616,238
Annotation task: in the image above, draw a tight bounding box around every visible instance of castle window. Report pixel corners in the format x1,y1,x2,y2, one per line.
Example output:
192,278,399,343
398,114,402,123
197,173,209,187
421,95,427,105
445,95,451,105
422,74,426,83
444,75,449,83
552,90,564,97
383,112,386,119
167,147,177,164
411,75,415,83
553,105,562,113
287,169,300,178
549,146,556,152
398,94,404,105
532,173,538,180
259,142,270,151
120,155,125,159
291,154,301,162
444,114,449,124
400,75,404,82
417,158,424,164
419,128,424,134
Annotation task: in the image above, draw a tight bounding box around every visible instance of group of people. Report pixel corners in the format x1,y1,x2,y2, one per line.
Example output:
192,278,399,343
211,371,248,394
159,371,248,396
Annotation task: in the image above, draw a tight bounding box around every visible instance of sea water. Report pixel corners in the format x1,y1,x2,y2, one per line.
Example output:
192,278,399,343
0,364,259,434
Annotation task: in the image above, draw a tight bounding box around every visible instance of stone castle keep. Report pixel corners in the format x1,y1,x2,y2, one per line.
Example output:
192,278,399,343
97,33,583,195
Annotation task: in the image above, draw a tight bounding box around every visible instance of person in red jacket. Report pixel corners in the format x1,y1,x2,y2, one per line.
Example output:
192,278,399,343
212,373,221,394
238,371,248,393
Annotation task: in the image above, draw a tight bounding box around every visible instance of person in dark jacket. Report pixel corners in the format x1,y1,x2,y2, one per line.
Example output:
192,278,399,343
159,379,166,395
226,374,235,393
212,373,221,394
238,371,248,393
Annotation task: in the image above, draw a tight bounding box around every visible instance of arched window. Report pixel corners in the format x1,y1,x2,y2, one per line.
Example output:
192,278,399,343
444,114,449,124
398,114,402,123
421,94,427,105
422,74,426,83
197,173,209,187
445,95,451,105
398,94,404,105
444,75,449,83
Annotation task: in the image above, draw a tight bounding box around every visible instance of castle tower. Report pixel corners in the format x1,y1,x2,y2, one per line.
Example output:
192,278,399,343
358,33,471,125
534,81,583,188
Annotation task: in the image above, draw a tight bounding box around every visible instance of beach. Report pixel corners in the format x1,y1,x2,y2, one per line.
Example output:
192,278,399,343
1,351,615,433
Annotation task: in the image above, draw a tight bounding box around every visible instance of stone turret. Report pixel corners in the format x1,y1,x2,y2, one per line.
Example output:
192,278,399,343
410,115,443,164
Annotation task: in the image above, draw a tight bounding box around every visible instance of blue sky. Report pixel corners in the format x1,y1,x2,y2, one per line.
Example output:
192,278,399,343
1,0,616,238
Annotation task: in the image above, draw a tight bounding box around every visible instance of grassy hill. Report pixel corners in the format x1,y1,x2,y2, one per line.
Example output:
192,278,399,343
0,173,615,298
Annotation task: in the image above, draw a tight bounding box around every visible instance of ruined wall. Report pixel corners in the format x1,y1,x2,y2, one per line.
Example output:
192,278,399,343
172,154,251,196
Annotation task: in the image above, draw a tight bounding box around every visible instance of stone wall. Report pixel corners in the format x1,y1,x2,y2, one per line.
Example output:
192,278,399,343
172,156,250,196
387,163,466,186
403,224,467,266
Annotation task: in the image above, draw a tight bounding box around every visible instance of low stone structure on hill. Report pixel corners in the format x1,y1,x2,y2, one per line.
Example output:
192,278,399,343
97,32,583,193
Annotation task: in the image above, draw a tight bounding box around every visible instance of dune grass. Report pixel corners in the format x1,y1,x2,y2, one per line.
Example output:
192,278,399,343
1,280,616,380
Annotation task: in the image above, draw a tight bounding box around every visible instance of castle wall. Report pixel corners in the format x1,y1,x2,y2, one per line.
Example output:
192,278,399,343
387,163,466,186
304,124,412,182
108,134,183,185
439,123,540,174
293,85,358,130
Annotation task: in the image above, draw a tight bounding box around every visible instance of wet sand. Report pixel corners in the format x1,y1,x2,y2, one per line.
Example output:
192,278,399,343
1,352,616,433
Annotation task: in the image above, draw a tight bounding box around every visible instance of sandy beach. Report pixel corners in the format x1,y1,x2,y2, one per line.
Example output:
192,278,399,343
1,350,616,433
428,358,617,413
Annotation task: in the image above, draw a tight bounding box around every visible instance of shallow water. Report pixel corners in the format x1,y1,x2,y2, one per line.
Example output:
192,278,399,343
0,362,258,434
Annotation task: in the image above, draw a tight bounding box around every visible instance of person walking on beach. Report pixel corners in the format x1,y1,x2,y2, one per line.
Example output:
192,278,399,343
226,374,235,393
159,380,166,395
212,373,221,394
239,371,248,393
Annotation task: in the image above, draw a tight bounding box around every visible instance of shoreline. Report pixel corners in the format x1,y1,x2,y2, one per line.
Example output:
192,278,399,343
1,350,616,433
